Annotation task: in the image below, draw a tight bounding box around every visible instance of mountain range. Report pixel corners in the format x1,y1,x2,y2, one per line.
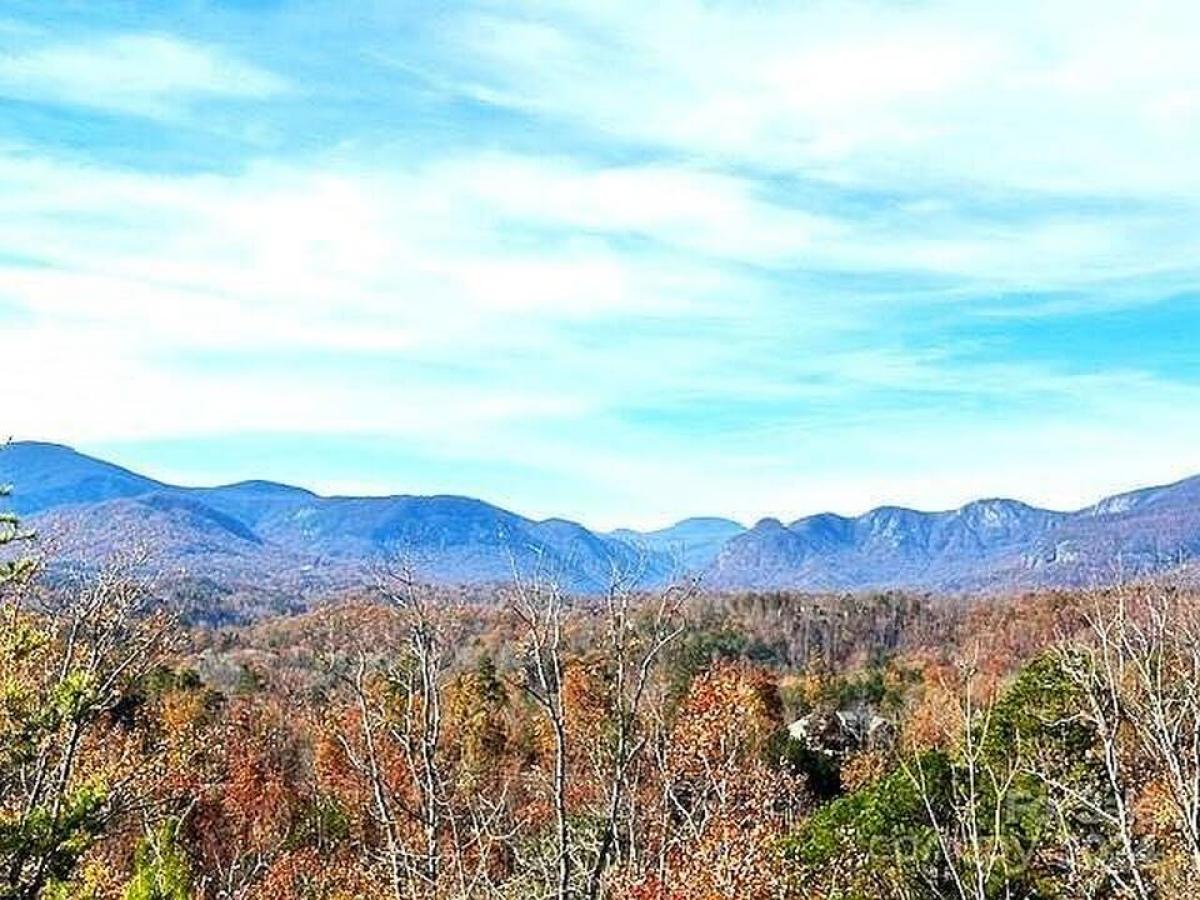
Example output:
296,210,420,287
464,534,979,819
2,442,1198,619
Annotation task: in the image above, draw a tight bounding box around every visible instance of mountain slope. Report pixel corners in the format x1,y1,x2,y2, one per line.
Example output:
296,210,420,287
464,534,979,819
1,443,661,600
710,479,1200,591
0,441,164,515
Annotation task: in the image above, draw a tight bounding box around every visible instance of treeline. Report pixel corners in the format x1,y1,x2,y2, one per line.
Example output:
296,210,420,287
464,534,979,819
3,504,1200,898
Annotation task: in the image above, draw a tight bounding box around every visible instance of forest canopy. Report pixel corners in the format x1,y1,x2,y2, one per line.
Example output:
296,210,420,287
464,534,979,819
3,505,1200,899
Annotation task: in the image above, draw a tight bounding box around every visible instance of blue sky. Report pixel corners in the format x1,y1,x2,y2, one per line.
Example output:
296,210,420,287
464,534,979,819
2,0,1199,529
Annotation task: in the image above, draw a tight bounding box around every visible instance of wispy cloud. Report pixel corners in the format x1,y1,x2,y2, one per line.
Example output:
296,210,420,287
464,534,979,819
0,32,287,117
434,0,1200,197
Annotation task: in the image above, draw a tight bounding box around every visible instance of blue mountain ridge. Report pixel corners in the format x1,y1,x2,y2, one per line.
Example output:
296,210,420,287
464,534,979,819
3,442,1198,605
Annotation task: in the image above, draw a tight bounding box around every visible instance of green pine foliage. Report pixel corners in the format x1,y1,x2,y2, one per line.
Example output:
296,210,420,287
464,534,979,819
0,484,34,585
122,821,192,900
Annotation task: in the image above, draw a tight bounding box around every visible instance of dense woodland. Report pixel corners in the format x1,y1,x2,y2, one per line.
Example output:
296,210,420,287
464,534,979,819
4,494,1200,899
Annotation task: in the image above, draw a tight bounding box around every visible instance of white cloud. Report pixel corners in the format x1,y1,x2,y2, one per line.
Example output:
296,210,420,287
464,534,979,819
0,32,287,116
0,146,745,460
1,139,1195,465
1,316,587,445
436,0,1200,198
0,150,739,354
431,155,836,265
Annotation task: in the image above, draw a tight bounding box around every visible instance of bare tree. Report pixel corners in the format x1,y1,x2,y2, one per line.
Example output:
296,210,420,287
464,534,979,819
583,563,696,900
1047,597,1155,900
329,559,459,899
1119,590,1200,880
505,556,574,900
901,654,1020,900
1046,587,1200,897
331,652,407,900
377,560,450,892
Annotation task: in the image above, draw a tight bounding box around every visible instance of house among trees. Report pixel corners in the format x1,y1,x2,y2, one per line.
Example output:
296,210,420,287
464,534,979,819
788,708,895,758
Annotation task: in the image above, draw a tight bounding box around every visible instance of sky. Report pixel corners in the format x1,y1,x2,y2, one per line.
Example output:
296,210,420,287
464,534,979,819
1,0,1199,530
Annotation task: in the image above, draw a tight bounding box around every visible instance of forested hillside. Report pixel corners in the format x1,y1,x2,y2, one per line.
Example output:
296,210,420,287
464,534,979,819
4,497,1200,899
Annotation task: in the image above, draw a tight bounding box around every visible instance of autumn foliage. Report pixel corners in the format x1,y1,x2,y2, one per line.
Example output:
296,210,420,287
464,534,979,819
5,499,1200,899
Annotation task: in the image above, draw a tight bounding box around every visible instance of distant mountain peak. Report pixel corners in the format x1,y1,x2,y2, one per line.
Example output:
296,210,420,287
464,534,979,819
1085,473,1200,517
751,517,787,531
960,497,1029,511
217,479,316,497
673,516,746,528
